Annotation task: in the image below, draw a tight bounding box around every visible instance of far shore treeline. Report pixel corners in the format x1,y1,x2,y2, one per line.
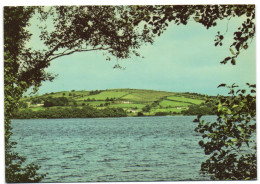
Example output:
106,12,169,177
13,88,217,119
13,106,127,119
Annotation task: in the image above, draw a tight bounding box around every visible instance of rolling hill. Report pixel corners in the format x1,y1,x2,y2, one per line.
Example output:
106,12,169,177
18,88,211,117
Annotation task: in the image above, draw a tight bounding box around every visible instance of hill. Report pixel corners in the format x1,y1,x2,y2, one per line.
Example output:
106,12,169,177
16,88,214,118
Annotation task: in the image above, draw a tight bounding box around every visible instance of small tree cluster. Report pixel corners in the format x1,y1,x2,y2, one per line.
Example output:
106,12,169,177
182,100,217,116
105,97,115,101
43,97,69,107
142,105,151,112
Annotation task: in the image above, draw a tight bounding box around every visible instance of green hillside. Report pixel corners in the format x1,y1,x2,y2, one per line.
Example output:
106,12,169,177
17,88,211,118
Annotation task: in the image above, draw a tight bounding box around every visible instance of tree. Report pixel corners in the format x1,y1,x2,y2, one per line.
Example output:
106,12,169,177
136,5,255,65
137,112,144,116
133,5,256,180
4,6,46,182
195,84,256,180
16,6,157,91
182,100,217,115
43,97,69,107
31,97,42,104
8,5,255,95
4,6,154,182
135,5,255,180
142,105,151,112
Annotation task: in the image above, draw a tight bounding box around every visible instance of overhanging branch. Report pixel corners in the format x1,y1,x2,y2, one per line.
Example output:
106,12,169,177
47,47,112,62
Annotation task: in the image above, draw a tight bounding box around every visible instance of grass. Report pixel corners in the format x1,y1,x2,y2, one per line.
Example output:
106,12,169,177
78,90,129,101
22,88,208,115
23,106,70,111
167,95,204,105
159,100,191,108
121,90,172,103
109,103,145,109
150,107,185,114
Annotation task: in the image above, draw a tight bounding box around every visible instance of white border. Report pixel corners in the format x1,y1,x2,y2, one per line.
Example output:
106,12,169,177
0,0,259,6
0,0,259,184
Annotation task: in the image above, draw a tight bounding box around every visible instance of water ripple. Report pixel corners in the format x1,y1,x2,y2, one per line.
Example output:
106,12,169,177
10,116,215,182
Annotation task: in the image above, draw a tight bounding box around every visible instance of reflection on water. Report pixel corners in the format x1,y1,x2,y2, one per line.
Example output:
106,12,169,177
11,116,214,182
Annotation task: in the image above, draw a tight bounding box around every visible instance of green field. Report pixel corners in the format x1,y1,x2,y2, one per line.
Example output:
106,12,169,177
167,96,204,105
20,88,209,116
159,100,191,108
120,90,173,103
150,107,185,114
109,103,145,109
78,90,128,101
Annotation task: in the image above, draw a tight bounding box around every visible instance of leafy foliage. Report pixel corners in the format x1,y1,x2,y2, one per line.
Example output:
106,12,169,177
43,97,69,107
195,84,256,180
5,152,46,183
133,5,255,65
182,99,217,116
14,106,127,119
154,111,171,116
4,7,47,182
4,6,158,182
142,105,151,112
18,101,29,109
12,5,255,94
89,90,103,95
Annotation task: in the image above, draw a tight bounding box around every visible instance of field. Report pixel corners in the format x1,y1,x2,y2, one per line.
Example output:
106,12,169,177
167,96,204,105
20,88,208,116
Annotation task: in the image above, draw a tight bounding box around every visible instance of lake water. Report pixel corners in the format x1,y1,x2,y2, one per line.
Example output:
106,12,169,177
11,116,214,182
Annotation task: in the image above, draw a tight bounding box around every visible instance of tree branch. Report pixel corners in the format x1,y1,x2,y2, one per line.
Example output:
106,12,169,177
47,47,112,62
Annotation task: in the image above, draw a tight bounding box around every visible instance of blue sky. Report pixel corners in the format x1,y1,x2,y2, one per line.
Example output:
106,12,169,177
28,13,255,96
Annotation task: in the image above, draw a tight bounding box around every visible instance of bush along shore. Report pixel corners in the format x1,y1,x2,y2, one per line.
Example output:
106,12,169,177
13,106,127,119
13,103,217,119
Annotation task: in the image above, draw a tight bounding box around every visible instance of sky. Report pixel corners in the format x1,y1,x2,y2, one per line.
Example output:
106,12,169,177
24,8,256,97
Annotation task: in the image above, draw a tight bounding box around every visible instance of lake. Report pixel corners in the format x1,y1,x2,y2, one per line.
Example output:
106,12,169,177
10,116,214,182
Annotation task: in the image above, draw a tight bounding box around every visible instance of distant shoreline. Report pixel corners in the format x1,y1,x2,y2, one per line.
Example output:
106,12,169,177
11,114,218,121
15,88,216,119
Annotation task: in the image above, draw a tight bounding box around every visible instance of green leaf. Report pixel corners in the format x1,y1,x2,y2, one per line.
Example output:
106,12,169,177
237,126,244,133
218,83,226,88
232,104,238,108
193,17,200,22
231,58,236,65
227,109,232,114
231,138,237,142
230,48,235,55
